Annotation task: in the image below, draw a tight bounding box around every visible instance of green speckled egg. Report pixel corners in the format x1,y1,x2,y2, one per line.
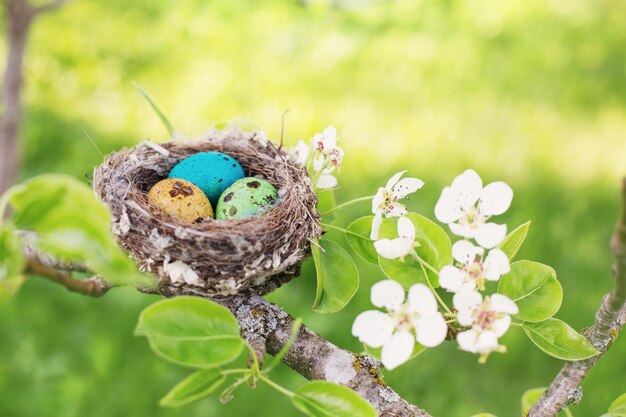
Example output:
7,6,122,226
148,178,214,223
216,178,278,220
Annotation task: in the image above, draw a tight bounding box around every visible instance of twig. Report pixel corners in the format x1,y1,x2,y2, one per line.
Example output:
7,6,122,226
278,109,291,152
529,178,626,416
25,258,109,297
19,230,90,272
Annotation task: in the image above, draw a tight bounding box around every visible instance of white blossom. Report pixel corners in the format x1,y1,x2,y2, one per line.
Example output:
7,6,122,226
374,215,416,260
289,126,344,190
453,290,518,362
313,126,338,157
352,280,447,370
291,140,310,166
371,171,424,240
435,169,513,249
164,260,200,286
439,240,510,293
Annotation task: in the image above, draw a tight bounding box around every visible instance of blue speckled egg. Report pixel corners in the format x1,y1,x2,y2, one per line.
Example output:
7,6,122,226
168,152,245,205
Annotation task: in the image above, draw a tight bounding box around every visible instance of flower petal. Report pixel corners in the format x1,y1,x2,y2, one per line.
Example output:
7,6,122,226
434,187,463,223
374,238,413,260
439,265,466,292
371,280,405,310
316,174,337,189
385,171,406,191
474,222,507,249
483,248,510,280
381,331,414,370
479,181,513,216
452,240,484,265
407,283,438,315
312,155,326,171
372,188,385,213
453,291,482,326
387,203,408,217
490,294,519,315
397,215,415,240
291,140,310,165
457,330,478,353
450,169,482,208
320,126,337,151
449,222,478,239
370,210,383,240
323,125,337,141
492,315,511,337
456,309,474,327
415,313,447,348
476,330,499,354
352,311,394,348
392,177,424,199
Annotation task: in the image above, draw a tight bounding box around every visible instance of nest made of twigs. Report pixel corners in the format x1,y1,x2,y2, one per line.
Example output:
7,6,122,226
92,129,322,296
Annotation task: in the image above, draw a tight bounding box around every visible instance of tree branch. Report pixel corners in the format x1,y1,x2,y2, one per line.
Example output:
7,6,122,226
1,0,69,198
1,0,31,196
17,179,626,417
25,257,109,297
19,241,432,416
529,178,626,417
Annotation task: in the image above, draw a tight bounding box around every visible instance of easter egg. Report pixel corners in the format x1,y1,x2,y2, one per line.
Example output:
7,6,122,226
216,178,278,220
148,178,213,223
168,152,245,206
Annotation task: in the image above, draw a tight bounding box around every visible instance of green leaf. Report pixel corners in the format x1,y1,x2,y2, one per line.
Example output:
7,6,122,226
470,414,498,417
497,221,531,261
311,239,359,313
291,381,377,417
521,387,545,416
7,174,153,288
0,224,26,301
135,296,244,367
317,190,337,218
497,261,562,322
523,318,600,361
377,213,452,288
133,82,176,136
346,216,378,265
0,224,24,283
608,393,626,416
160,368,226,407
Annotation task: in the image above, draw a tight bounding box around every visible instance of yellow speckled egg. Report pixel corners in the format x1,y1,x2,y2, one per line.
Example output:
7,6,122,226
148,178,213,223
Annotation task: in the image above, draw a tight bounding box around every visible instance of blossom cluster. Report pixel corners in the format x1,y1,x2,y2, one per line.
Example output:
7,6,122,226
435,169,517,362
353,168,519,368
291,126,344,190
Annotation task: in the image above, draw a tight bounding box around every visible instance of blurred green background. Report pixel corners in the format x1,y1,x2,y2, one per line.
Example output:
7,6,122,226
1,0,626,416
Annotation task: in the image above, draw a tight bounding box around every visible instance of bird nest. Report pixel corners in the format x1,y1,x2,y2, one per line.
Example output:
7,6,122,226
92,129,322,296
